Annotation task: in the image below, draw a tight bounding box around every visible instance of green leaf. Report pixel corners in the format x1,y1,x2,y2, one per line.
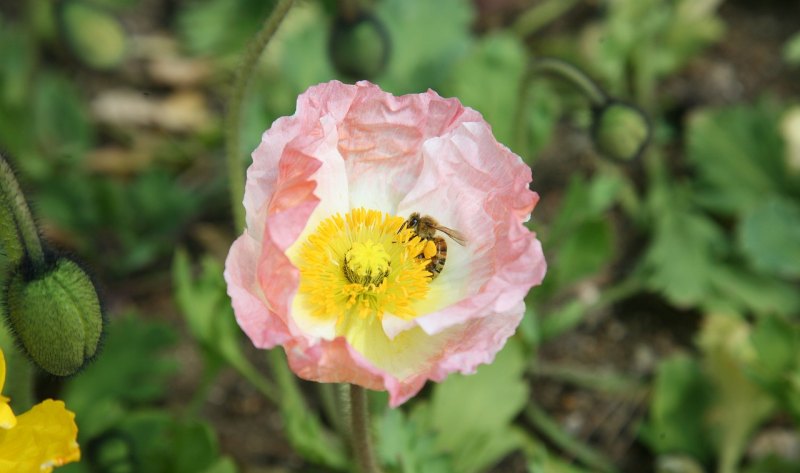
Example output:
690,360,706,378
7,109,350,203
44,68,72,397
642,190,726,307
0,19,36,106
428,339,528,473
83,0,139,10
738,197,800,278
376,0,473,94
79,412,241,473
60,1,128,69
178,0,276,58
698,314,775,473
523,431,597,473
268,350,349,469
173,250,246,366
443,33,527,147
556,218,613,286
172,250,278,401
584,0,723,101
268,2,335,94
749,316,800,421
640,355,712,462
538,300,586,341
201,458,239,473
375,406,452,473
168,421,223,473
750,316,799,383
687,102,789,216
745,456,800,473
33,73,94,157
707,265,800,316
63,313,178,411
783,31,800,66
37,170,199,274
549,173,622,243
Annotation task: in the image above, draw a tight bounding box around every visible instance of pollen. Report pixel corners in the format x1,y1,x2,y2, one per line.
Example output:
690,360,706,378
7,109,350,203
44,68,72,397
295,208,432,324
345,240,391,285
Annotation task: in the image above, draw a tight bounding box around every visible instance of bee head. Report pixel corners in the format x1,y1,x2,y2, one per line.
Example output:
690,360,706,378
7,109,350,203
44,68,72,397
408,213,421,230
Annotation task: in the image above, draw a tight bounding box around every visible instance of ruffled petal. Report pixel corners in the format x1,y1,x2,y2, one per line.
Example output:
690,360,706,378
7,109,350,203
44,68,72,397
0,400,80,473
226,80,547,406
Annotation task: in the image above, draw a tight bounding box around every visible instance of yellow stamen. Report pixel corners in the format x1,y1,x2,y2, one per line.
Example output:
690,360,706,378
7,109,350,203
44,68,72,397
295,208,432,324
345,240,391,285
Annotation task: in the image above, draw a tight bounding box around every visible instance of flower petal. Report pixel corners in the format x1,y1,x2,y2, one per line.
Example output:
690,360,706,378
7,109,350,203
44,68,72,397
0,400,80,473
226,81,547,406
398,120,545,333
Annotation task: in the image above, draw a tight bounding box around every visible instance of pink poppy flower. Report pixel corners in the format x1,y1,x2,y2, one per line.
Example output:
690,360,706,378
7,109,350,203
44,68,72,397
224,81,546,406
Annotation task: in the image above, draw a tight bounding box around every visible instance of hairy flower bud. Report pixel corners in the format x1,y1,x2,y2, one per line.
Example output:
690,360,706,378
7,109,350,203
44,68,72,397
4,257,103,376
328,12,390,80
592,102,651,162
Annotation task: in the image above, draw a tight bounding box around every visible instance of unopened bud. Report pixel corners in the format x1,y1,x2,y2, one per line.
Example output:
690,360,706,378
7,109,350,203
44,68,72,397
4,257,103,376
781,106,800,174
329,12,390,80
592,102,650,162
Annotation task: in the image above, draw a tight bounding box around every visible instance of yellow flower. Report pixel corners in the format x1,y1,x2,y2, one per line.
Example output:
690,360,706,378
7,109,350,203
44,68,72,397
0,350,80,473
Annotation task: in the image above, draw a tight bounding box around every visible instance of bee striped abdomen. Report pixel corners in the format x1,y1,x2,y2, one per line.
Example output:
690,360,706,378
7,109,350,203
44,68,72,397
403,212,465,280
424,236,447,277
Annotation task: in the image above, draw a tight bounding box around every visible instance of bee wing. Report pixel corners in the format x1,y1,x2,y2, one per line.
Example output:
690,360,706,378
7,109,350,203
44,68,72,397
434,225,467,246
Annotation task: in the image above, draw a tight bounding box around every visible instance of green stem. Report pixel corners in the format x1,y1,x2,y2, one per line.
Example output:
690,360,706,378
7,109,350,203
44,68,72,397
232,356,280,403
512,0,581,38
0,154,44,267
525,403,618,473
529,57,608,107
513,57,608,158
319,383,348,441
512,67,536,160
531,362,646,395
225,0,295,232
349,385,381,473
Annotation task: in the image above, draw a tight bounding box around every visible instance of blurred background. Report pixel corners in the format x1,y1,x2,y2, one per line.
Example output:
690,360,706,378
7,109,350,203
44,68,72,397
0,0,799,472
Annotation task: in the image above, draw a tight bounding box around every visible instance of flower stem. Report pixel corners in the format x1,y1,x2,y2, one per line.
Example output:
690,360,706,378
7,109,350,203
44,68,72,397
349,384,381,473
0,153,44,267
529,57,608,107
525,402,618,473
512,0,581,38
513,58,609,160
225,0,295,231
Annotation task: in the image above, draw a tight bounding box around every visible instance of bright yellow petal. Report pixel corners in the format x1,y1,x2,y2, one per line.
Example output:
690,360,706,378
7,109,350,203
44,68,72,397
0,402,15,430
0,350,15,431
0,400,80,473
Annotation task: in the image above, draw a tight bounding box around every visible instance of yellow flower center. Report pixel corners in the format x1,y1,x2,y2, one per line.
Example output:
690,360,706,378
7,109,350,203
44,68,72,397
295,208,431,323
344,240,391,285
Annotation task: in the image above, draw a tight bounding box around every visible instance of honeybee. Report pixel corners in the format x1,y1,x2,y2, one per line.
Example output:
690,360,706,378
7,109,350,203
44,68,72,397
400,212,467,279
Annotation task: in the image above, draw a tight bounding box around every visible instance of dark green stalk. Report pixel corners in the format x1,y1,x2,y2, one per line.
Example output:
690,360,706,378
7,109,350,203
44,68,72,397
0,154,44,267
525,402,618,473
349,385,381,473
513,0,581,38
529,57,608,107
225,0,295,231
513,58,609,158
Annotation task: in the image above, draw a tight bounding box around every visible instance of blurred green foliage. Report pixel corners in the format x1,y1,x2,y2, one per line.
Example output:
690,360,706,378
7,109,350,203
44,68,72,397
1,0,799,472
